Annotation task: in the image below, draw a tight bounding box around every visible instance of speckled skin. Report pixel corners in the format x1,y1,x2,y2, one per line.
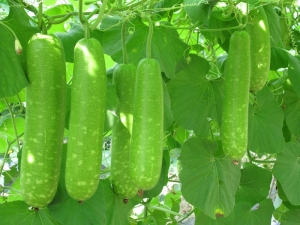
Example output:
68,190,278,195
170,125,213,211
130,59,164,190
110,64,138,199
65,38,107,201
21,33,66,208
245,7,270,92
222,31,251,161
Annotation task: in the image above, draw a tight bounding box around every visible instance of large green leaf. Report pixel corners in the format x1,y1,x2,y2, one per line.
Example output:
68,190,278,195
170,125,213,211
0,0,40,98
48,144,107,225
248,87,285,154
273,142,300,206
0,201,60,225
179,138,240,219
234,199,274,225
101,16,188,78
281,209,300,224
168,54,223,137
102,178,141,225
235,164,272,205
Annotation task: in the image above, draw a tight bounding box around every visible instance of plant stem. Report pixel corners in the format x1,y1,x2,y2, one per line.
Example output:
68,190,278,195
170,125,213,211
90,0,108,31
38,1,43,32
4,99,21,152
177,208,195,223
251,159,276,164
147,204,183,216
121,19,128,64
0,140,10,177
143,16,154,59
247,149,253,164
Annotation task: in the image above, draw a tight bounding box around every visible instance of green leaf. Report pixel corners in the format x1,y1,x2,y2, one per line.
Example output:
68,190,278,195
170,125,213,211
55,23,84,62
6,177,23,202
3,164,18,184
248,87,285,154
283,88,300,136
0,117,25,153
287,54,300,97
195,208,235,224
163,83,174,131
143,149,170,198
102,178,141,225
168,55,223,136
101,16,188,78
152,210,170,224
234,199,274,225
264,5,284,48
273,142,300,206
0,201,60,225
179,138,241,219
235,164,272,205
0,0,40,98
48,145,107,225
270,47,289,70
183,0,209,24
281,209,300,224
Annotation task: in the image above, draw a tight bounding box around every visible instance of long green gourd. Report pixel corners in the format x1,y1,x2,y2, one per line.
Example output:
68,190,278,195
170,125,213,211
21,33,66,208
245,6,271,92
65,38,107,201
110,64,139,199
130,58,164,190
222,31,251,161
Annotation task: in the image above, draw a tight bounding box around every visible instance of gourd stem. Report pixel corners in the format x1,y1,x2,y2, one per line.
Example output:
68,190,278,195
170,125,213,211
121,20,128,64
79,0,90,38
38,1,43,32
143,16,154,59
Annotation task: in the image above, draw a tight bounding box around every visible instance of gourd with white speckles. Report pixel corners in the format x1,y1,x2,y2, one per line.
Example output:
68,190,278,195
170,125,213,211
245,6,270,92
65,38,107,201
110,64,139,199
20,33,66,208
221,31,251,161
129,58,164,190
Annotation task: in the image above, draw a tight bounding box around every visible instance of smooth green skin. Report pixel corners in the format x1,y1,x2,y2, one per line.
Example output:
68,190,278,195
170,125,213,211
130,59,164,190
245,7,271,92
222,31,251,161
110,64,138,199
65,38,107,201
113,64,136,134
21,33,66,208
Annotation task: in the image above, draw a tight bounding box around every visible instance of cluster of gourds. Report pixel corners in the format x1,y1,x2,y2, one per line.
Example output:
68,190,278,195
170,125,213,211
20,6,270,208
222,6,270,162
20,22,164,208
